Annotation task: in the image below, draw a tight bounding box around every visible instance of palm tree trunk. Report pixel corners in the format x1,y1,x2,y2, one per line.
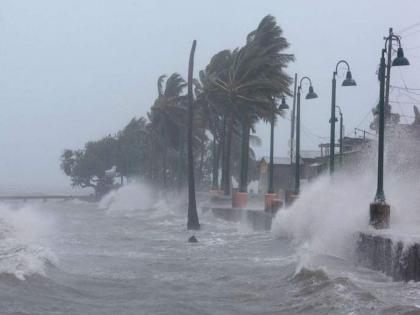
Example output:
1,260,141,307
239,115,250,192
187,40,200,230
151,140,158,183
198,143,205,188
223,109,234,195
177,128,185,191
211,133,219,190
220,113,227,191
162,145,167,190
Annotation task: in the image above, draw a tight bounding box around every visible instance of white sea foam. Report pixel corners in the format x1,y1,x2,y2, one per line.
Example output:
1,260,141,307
0,203,56,280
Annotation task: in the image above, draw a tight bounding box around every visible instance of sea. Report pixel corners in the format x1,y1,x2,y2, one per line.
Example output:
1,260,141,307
1,178,420,315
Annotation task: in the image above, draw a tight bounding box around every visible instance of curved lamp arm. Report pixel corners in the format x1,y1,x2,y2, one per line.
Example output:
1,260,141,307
384,34,402,50
335,60,351,75
299,76,313,90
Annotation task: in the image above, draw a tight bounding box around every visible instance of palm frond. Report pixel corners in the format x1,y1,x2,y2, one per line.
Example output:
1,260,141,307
157,75,166,97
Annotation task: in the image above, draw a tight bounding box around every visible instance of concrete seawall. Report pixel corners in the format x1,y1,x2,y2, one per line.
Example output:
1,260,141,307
357,232,420,281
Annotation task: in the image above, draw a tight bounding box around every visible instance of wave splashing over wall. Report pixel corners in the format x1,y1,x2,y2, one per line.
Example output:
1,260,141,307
0,203,56,280
273,127,420,265
99,182,156,213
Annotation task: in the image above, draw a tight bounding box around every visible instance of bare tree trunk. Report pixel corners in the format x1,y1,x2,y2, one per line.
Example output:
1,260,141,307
187,40,200,230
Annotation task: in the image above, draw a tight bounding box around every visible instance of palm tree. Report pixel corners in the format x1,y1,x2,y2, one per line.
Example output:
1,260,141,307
197,51,232,191
203,15,294,196
149,73,187,190
194,85,223,190
237,16,294,196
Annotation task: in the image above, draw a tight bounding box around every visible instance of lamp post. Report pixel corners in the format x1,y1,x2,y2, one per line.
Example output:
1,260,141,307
336,106,343,167
329,60,356,174
295,77,318,194
268,96,290,193
290,73,298,166
370,28,409,229
265,96,289,212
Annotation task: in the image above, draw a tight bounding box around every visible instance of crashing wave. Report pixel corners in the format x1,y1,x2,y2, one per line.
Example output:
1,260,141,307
0,203,57,280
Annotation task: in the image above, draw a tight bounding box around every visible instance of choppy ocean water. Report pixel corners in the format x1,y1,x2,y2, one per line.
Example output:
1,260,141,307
1,183,420,315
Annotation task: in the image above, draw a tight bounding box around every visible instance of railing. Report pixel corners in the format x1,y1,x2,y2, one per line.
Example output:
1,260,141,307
0,195,94,202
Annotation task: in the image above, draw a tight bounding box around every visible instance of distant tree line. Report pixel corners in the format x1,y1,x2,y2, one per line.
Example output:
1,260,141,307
60,15,294,197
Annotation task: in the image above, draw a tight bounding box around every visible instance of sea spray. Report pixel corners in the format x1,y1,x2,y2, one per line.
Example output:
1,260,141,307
272,170,374,262
0,203,57,280
272,127,420,268
99,182,156,212
100,182,186,220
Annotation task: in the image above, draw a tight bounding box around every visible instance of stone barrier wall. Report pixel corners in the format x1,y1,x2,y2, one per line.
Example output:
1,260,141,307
357,232,420,281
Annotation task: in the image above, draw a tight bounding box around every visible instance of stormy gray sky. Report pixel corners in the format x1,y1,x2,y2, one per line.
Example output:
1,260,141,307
1,0,420,193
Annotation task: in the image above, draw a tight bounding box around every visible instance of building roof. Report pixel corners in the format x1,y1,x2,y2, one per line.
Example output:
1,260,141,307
308,162,324,167
300,150,320,159
260,156,304,165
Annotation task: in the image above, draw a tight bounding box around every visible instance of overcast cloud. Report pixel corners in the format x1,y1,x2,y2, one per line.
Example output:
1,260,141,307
0,0,419,193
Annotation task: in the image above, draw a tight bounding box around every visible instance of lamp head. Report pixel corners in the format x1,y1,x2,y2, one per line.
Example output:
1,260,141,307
329,117,338,123
392,47,410,66
342,70,357,86
278,96,289,110
305,86,318,99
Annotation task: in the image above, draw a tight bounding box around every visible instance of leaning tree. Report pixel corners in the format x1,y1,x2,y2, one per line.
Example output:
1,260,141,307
149,73,187,190
187,40,200,230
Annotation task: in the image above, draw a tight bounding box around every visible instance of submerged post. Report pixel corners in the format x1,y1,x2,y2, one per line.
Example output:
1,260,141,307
187,40,200,230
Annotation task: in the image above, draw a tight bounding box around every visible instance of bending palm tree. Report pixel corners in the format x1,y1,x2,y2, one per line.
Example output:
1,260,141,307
149,73,187,190
204,15,294,196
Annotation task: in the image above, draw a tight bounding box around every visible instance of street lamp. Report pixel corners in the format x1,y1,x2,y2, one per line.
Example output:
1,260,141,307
268,96,289,194
279,95,290,111
336,106,343,167
265,96,289,212
329,60,356,174
370,28,409,229
295,77,318,194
